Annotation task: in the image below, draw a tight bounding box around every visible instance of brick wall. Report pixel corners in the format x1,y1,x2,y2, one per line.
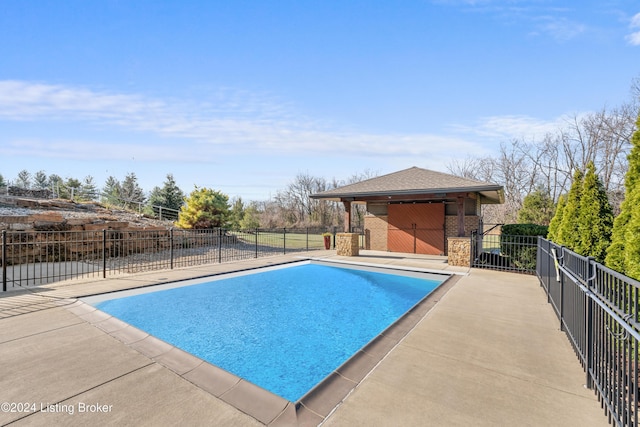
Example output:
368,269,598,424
445,215,480,238
364,215,388,251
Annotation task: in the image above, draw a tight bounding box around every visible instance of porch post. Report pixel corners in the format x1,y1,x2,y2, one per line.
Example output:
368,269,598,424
343,200,351,232
457,196,465,237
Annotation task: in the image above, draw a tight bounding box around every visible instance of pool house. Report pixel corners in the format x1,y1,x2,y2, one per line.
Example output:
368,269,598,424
311,166,504,255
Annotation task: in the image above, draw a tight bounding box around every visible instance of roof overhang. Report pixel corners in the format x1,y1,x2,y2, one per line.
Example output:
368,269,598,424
311,186,504,205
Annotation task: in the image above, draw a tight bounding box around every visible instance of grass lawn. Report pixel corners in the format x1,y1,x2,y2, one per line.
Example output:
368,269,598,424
232,230,328,249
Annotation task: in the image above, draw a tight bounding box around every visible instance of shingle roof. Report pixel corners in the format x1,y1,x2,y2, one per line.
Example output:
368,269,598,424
311,166,504,203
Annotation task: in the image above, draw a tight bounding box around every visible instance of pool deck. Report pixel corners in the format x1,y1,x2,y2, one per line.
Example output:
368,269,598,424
0,250,607,426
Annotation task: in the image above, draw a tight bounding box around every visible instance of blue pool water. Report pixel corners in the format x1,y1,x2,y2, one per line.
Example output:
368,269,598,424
93,263,443,401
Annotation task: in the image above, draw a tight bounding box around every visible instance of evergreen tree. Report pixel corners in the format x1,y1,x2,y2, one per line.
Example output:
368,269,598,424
607,112,640,278
48,174,63,197
158,174,184,211
80,176,98,201
145,174,184,218
624,184,640,280
145,186,163,215
65,177,82,200
556,169,584,252
101,176,122,206
240,203,262,229
16,170,31,188
576,162,614,262
33,170,48,189
229,197,245,230
120,172,146,211
547,194,566,243
175,187,230,229
0,174,6,190
517,186,555,225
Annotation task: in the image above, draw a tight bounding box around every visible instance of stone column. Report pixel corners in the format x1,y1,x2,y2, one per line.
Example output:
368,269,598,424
447,236,471,267
336,233,359,256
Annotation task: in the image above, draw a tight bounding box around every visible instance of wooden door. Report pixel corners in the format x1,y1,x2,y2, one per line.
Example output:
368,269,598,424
387,203,445,255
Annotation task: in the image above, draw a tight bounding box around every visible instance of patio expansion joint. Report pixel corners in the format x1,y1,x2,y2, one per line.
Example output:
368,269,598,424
5,362,155,425
0,319,87,346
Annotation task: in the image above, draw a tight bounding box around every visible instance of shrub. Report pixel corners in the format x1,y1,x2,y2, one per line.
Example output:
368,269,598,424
500,224,548,270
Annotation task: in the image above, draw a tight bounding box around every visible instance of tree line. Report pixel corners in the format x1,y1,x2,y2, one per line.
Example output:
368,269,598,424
0,167,378,230
447,77,639,225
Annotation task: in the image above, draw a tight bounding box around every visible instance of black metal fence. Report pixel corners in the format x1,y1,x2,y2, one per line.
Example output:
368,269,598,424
1,227,335,291
471,230,539,274
538,237,640,426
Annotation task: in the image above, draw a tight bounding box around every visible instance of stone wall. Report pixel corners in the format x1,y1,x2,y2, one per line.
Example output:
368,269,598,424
447,237,471,267
0,212,156,232
336,233,359,256
7,186,54,199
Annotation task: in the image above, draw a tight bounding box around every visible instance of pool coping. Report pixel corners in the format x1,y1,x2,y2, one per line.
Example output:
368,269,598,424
64,260,460,426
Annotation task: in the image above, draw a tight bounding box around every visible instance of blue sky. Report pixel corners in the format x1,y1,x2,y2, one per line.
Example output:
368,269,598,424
1,0,639,201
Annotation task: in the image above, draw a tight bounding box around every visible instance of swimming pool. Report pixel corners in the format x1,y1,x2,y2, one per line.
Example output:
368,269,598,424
84,260,446,402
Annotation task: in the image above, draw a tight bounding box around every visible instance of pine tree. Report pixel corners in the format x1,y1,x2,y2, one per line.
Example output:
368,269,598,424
65,178,82,201
556,169,584,252
624,184,640,280
159,174,184,211
145,174,184,218
576,162,614,262
101,176,122,206
607,112,640,276
120,172,146,211
175,187,230,229
48,174,63,197
33,170,48,189
547,194,566,243
16,170,31,188
80,176,98,201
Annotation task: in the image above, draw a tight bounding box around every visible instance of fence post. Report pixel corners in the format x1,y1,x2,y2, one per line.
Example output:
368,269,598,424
283,228,286,255
218,228,223,264
255,228,259,258
169,228,174,270
306,228,309,251
541,237,556,304
585,256,595,389
102,229,107,279
332,226,337,249
559,245,565,331
2,230,6,292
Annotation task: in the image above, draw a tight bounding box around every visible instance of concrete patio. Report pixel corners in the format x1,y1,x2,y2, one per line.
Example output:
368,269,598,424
0,251,607,426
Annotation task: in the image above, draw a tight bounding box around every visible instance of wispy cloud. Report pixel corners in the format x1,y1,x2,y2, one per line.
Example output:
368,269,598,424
450,114,575,141
0,80,488,162
432,1,594,42
626,12,640,46
531,15,587,42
